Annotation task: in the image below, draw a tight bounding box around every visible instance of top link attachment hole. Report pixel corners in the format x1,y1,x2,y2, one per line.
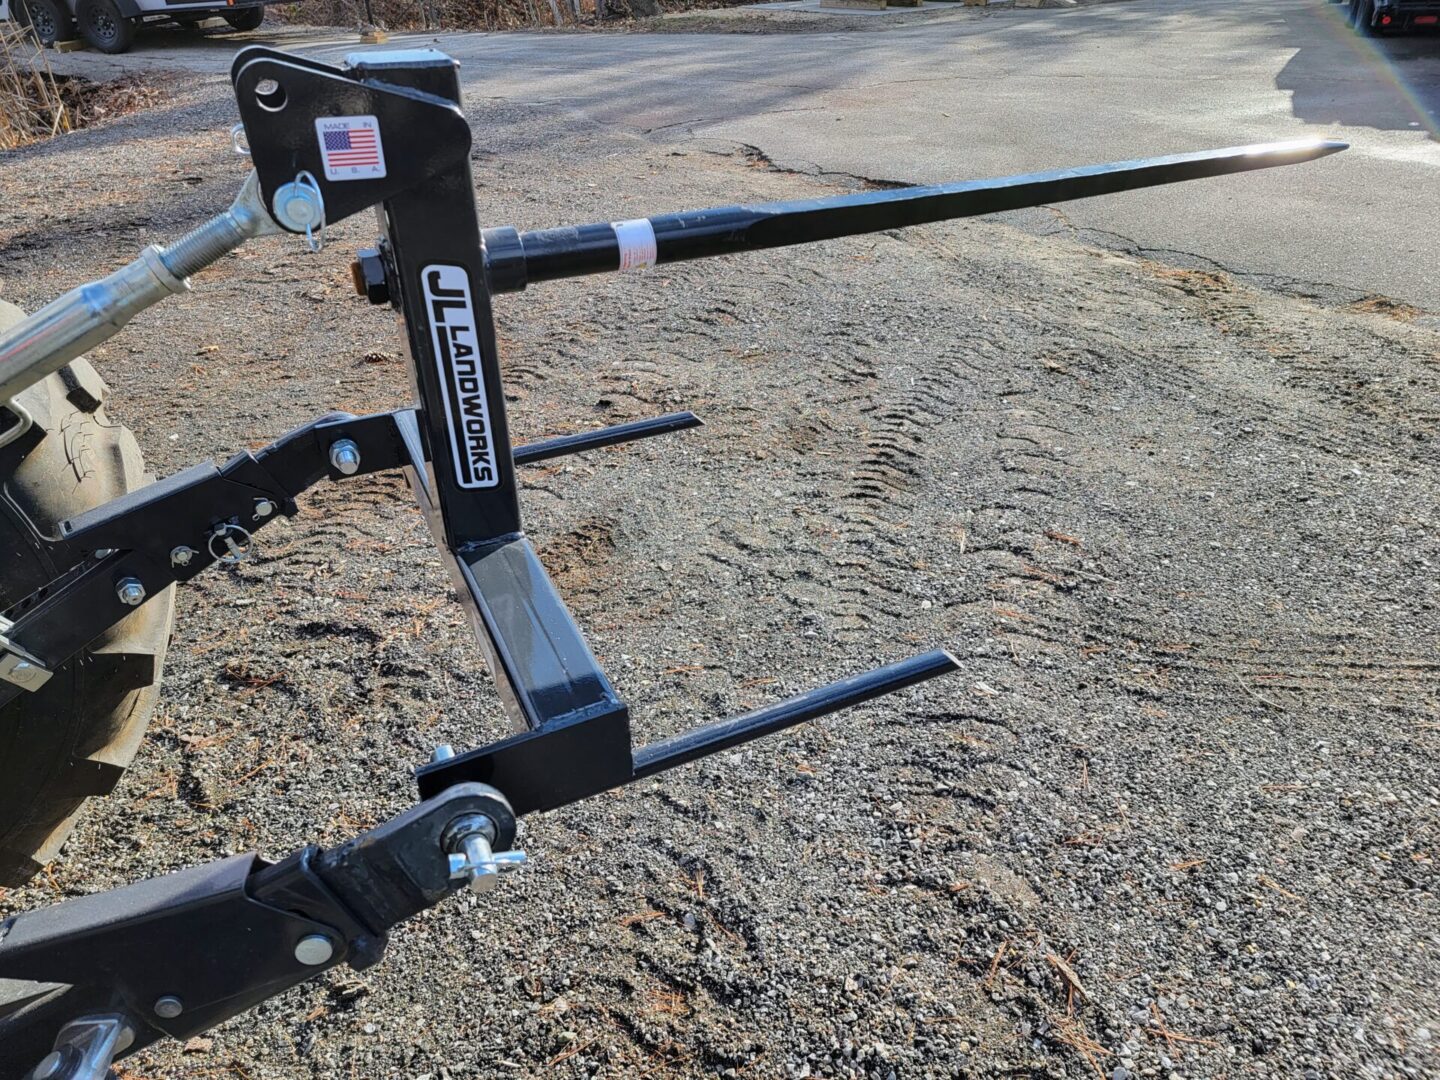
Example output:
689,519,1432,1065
254,78,287,113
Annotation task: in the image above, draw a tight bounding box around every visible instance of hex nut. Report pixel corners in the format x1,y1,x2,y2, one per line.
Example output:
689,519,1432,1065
116,577,146,607
329,439,362,476
353,247,390,306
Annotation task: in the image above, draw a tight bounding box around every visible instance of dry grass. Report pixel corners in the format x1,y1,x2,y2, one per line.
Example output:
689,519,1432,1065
272,0,600,31
0,24,72,151
271,0,756,32
1346,294,1424,322
61,72,168,125
1,26,168,152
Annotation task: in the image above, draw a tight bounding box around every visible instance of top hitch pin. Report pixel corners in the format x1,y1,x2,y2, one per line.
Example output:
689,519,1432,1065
271,171,326,254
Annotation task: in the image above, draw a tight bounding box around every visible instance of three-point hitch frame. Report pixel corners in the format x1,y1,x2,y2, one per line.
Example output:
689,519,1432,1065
0,46,1345,1079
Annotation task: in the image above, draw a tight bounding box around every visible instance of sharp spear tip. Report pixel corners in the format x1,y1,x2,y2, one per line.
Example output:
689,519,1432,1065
1235,137,1349,163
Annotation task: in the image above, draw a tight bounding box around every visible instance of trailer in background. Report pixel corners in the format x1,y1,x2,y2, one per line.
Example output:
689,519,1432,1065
2,0,270,54
1338,0,1440,33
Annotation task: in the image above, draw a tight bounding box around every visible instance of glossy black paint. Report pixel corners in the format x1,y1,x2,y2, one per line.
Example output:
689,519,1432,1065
0,784,503,1072
632,650,961,780
230,47,472,232
482,140,1348,291
417,649,962,814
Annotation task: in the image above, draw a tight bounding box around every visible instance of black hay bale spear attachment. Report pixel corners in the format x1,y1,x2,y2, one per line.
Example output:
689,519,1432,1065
0,44,1346,1080
478,139,1346,293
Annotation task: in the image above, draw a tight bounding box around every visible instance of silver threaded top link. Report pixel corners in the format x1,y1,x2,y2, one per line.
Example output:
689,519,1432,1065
159,212,250,281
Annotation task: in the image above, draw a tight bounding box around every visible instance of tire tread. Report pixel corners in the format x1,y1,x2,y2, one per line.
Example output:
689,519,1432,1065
0,300,172,887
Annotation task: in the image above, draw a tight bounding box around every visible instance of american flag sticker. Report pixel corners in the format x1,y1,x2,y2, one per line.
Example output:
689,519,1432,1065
315,116,386,182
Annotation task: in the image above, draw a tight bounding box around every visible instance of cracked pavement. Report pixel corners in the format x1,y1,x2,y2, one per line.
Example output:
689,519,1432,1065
46,0,1440,309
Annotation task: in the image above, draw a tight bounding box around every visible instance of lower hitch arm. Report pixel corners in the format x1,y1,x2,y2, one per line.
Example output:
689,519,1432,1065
0,782,519,1079
0,651,957,1079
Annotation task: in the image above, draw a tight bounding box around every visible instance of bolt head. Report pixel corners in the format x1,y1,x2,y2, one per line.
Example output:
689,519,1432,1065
32,1051,65,1079
11,661,38,686
329,439,362,476
153,995,184,1019
430,743,456,764
170,545,196,567
116,577,146,607
294,934,335,966
254,498,276,519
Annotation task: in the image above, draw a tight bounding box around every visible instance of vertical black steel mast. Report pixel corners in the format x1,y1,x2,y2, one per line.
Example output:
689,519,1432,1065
357,53,520,545
351,52,633,791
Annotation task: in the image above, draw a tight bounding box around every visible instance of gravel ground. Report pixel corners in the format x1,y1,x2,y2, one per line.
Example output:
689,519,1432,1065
1,62,1437,1080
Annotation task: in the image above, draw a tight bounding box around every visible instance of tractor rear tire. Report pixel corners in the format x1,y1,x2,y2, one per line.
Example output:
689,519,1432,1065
0,299,173,886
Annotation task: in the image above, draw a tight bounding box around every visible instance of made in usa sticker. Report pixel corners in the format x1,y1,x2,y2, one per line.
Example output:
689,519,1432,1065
315,116,386,182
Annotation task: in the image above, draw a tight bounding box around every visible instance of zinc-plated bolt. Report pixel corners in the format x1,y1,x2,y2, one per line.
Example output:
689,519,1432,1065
253,498,276,519
431,744,455,764
294,934,335,966
329,439,361,476
32,1051,65,1080
153,995,184,1019
170,545,197,567
116,577,146,607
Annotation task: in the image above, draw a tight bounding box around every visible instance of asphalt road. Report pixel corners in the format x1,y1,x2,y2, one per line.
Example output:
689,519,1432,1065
49,0,1440,306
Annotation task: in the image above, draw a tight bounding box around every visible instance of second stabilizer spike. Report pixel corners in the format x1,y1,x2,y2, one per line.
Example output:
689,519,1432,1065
415,650,961,813
482,138,1347,293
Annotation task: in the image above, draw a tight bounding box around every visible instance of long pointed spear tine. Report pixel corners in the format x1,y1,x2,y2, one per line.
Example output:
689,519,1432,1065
482,139,1348,293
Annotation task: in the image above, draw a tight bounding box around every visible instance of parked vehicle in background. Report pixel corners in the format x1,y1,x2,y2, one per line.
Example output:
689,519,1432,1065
0,0,267,54
1337,0,1440,34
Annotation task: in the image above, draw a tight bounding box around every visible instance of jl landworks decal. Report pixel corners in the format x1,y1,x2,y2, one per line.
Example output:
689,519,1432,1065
423,265,500,489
